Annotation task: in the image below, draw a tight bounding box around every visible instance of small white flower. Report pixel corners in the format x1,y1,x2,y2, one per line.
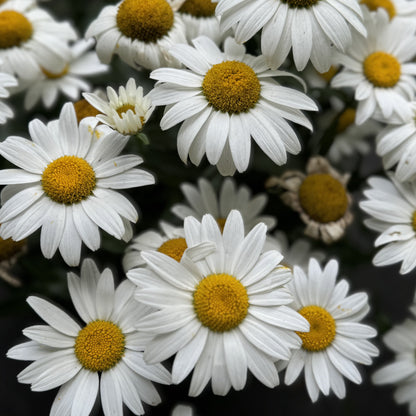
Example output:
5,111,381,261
128,210,309,396
7,258,171,416
171,177,277,232
83,78,154,135
85,0,188,70
332,8,416,124
283,258,378,402
376,101,416,182
0,102,155,266
150,35,317,175
360,173,416,274
215,0,366,72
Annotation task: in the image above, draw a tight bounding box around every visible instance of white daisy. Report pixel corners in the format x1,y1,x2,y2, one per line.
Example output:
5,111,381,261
18,38,109,110
376,100,416,182
0,0,76,80
150,35,317,175
332,8,416,125
85,0,188,71
128,210,309,396
7,258,171,416
372,298,416,416
123,221,185,272
178,0,225,45
283,258,378,402
264,230,326,270
215,0,366,72
0,102,155,266
359,173,416,274
171,177,277,232
361,0,416,22
0,63,17,124
83,78,154,136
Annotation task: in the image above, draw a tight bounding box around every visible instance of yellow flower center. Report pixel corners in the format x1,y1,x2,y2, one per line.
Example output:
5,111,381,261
336,108,356,133
318,66,338,83
363,51,401,88
216,217,226,232
179,0,217,17
157,237,187,262
116,0,174,43
296,305,336,351
41,156,96,204
299,173,348,223
202,61,261,114
281,0,319,8
360,0,396,19
193,273,249,332
41,65,69,79
73,99,101,124
74,320,125,372
0,10,33,49
0,236,26,262
116,104,136,117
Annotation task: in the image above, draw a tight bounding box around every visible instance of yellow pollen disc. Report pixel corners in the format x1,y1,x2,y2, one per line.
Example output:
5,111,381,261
363,51,401,88
297,305,336,351
157,237,187,262
74,320,125,372
193,273,249,332
41,156,96,204
41,64,69,79
116,0,174,43
299,173,348,223
336,108,356,133
202,60,261,114
179,0,217,17
360,0,396,19
0,236,26,262
281,0,319,8
116,104,136,117
73,99,101,123
216,217,226,232
318,66,338,82
0,10,33,49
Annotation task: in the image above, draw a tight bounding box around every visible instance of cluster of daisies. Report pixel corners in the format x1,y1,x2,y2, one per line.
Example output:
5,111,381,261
1,0,416,414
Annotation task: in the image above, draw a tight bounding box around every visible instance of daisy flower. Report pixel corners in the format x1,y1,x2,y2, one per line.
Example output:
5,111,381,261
376,101,416,182
0,102,155,266
171,177,277,232
0,235,26,287
361,0,416,21
359,173,416,274
128,210,309,396
275,156,353,244
264,230,325,270
283,258,378,402
0,0,76,80
18,38,109,110
123,221,185,272
178,0,225,45
0,62,17,124
7,258,171,416
331,8,416,125
215,0,366,72
83,78,154,136
85,0,188,71
150,36,317,175
372,298,416,416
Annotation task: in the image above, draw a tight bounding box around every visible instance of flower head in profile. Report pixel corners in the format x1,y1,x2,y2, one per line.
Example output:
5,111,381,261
332,8,416,124
273,156,353,244
0,102,155,266
215,0,365,72
151,36,317,175
128,210,309,396
283,259,378,402
360,173,416,274
85,0,187,70
83,78,154,136
171,177,277,232
7,259,171,416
